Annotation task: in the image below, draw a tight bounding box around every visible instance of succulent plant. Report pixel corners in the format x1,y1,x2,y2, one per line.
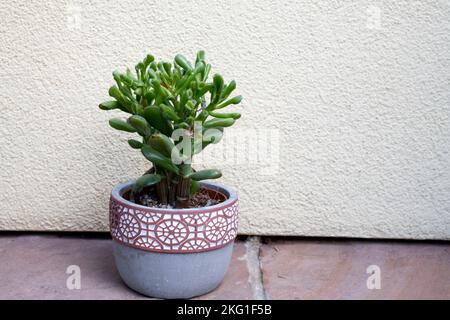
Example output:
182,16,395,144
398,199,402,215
99,51,242,208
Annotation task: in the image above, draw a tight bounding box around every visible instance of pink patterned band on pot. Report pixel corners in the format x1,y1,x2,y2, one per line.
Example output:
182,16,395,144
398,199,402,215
109,183,239,253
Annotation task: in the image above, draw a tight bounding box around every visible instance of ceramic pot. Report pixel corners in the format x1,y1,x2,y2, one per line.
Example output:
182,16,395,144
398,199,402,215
109,180,239,299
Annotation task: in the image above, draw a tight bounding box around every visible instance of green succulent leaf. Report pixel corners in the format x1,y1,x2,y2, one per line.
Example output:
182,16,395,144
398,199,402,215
176,122,190,129
128,139,143,149
221,80,236,100
175,54,193,71
212,74,224,103
198,127,223,153
108,86,135,113
188,169,222,181
143,106,173,136
132,174,162,194
209,110,241,120
163,62,172,77
109,118,137,133
144,54,155,67
141,145,180,175
148,133,176,158
128,115,151,136
190,180,200,195
195,50,205,66
108,85,124,100
203,64,211,81
160,104,180,121
193,61,205,75
174,72,198,96
203,118,235,128
214,95,242,110
99,101,121,111
148,69,158,80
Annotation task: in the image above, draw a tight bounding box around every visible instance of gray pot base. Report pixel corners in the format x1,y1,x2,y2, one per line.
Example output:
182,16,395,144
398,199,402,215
113,241,234,299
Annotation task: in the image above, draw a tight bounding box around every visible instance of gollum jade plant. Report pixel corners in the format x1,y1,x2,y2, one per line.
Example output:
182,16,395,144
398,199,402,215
99,51,242,208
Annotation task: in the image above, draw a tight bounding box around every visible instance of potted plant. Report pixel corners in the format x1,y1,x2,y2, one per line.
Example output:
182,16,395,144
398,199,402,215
99,51,242,299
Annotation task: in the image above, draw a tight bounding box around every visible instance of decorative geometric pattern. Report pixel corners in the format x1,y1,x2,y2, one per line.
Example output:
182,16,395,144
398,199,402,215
118,212,141,239
136,210,163,225
133,236,163,250
181,212,211,226
204,215,228,242
110,194,239,253
223,213,238,243
155,219,189,246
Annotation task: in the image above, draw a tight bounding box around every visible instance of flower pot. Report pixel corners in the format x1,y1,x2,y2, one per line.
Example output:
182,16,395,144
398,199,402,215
109,180,239,299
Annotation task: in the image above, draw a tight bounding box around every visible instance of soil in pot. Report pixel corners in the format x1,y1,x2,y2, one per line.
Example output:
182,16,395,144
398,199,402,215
123,186,227,209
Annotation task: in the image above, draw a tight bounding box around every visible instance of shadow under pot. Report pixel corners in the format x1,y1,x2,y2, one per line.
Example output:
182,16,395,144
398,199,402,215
109,180,239,299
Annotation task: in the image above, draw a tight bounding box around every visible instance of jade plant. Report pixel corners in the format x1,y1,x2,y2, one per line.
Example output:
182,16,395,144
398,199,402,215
99,51,242,208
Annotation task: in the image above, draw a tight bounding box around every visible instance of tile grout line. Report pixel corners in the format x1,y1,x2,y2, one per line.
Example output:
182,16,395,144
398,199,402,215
257,236,269,300
244,236,267,300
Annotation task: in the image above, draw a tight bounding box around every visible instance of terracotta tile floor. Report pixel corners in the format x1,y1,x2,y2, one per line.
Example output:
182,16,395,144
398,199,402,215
261,238,450,299
0,233,448,299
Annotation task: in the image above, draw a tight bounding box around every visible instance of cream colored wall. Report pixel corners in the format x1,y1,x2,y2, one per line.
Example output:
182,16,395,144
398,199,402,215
1,1,449,239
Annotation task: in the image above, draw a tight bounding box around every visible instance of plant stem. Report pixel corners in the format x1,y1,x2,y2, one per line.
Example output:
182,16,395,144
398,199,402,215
156,178,168,205
176,177,191,208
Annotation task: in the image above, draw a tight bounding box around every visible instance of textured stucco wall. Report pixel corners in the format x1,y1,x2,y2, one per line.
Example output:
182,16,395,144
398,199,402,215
1,1,449,239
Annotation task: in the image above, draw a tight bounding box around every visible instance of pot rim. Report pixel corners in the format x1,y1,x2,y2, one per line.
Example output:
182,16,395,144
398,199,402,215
111,180,238,214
